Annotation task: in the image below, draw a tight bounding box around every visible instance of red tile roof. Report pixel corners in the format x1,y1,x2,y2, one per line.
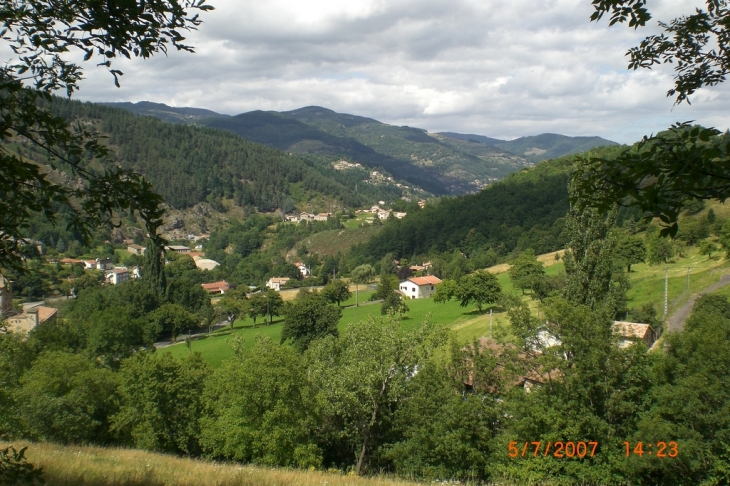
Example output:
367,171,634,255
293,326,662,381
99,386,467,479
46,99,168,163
408,276,442,286
202,281,230,292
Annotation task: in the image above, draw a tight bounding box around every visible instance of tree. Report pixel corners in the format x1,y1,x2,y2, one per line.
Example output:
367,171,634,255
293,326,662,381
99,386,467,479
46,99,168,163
217,288,249,330
590,0,730,104
373,274,399,301
615,235,646,272
14,351,118,445
248,292,266,325
281,292,341,351
699,239,719,260
113,352,209,455
0,0,214,272
142,240,167,298
508,249,546,295
249,288,284,325
454,271,501,313
200,336,321,468
648,235,675,265
572,1,730,235
381,291,409,316
321,279,351,307
307,315,447,475
562,203,628,314
148,302,198,343
432,278,457,304
351,264,375,307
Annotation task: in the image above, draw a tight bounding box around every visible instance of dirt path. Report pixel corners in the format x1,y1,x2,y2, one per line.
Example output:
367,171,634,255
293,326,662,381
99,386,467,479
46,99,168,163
667,275,730,333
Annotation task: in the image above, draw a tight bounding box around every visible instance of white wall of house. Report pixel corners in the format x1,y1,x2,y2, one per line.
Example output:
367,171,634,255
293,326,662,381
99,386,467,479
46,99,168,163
399,281,438,299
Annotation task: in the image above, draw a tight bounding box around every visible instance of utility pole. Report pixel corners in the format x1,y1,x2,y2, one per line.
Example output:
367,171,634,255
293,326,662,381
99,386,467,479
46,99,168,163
489,308,493,340
686,267,690,293
664,267,669,319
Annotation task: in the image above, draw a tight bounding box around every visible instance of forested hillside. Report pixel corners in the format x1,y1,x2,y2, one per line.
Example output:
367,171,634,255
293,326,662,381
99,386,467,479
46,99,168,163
354,154,577,262
106,102,618,196
13,98,423,213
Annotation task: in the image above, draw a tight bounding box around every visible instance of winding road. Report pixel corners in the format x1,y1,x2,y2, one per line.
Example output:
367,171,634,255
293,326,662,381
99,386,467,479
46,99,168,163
666,274,730,333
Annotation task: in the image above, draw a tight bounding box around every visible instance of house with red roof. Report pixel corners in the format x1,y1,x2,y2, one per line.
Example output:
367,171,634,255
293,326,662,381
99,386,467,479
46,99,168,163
399,275,442,299
201,281,230,294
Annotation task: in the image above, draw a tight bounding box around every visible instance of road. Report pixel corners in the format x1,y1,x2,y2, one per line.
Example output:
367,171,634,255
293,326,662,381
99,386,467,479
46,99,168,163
666,274,730,333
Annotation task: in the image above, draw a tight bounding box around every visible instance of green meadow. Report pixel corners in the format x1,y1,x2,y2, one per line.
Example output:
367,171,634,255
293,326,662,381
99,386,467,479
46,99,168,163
161,247,730,368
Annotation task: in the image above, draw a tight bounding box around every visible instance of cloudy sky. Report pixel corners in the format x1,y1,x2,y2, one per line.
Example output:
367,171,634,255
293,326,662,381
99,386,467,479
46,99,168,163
72,0,729,144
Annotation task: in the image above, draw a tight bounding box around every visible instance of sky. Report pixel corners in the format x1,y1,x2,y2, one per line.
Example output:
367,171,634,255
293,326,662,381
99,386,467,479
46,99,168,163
70,0,730,144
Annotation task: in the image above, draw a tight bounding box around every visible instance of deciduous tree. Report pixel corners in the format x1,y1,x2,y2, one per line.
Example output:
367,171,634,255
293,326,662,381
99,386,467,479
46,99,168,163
455,271,501,313
281,291,341,351
1,0,213,272
321,280,351,307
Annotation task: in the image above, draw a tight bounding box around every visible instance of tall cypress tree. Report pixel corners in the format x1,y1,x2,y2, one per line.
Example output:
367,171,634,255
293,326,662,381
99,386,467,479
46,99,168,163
143,240,167,299
562,198,628,316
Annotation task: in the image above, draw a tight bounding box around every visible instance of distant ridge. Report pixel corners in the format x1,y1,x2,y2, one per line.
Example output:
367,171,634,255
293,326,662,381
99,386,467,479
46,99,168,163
104,101,619,193
437,132,504,146
100,101,226,124
438,131,619,163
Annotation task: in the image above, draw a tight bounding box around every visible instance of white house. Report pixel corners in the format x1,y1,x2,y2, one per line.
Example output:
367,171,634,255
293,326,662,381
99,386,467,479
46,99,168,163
295,262,309,277
106,267,130,285
399,275,442,299
266,277,290,291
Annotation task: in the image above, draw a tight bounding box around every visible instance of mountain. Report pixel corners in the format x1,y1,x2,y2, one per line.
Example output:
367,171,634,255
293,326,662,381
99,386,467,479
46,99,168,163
436,132,619,164
494,133,620,163
101,101,226,124
436,132,504,146
19,98,409,215
105,101,619,195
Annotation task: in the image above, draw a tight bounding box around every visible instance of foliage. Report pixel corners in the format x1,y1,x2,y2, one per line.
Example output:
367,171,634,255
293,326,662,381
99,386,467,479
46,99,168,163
200,336,321,468
321,280,351,307
454,271,502,313
217,288,250,329
0,333,35,438
248,289,284,324
626,295,730,483
307,315,448,475
143,241,167,298
615,234,646,272
281,291,341,351
571,126,730,238
14,351,118,445
432,278,457,303
699,238,719,259
112,352,209,455
562,203,628,315
492,297,655,484
508,249,546,295
384,361,499,481
356,157,574,262
648,234,675,265
381,291,409,316
148,303,199,342
351,264,375,285
0,446,44,486
0,0,214,271
591,0,730,103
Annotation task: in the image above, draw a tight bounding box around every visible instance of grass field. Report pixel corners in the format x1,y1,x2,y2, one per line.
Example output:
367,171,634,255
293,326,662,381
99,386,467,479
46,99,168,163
1,442,425,486
162,246,730,369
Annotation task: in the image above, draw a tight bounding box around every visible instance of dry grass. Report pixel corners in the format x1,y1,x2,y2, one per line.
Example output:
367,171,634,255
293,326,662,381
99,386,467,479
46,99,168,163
2,442,426,486
486,249,565,275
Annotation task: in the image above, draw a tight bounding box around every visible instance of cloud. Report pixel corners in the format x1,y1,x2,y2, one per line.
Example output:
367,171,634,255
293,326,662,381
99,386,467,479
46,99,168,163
66,0,730,143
